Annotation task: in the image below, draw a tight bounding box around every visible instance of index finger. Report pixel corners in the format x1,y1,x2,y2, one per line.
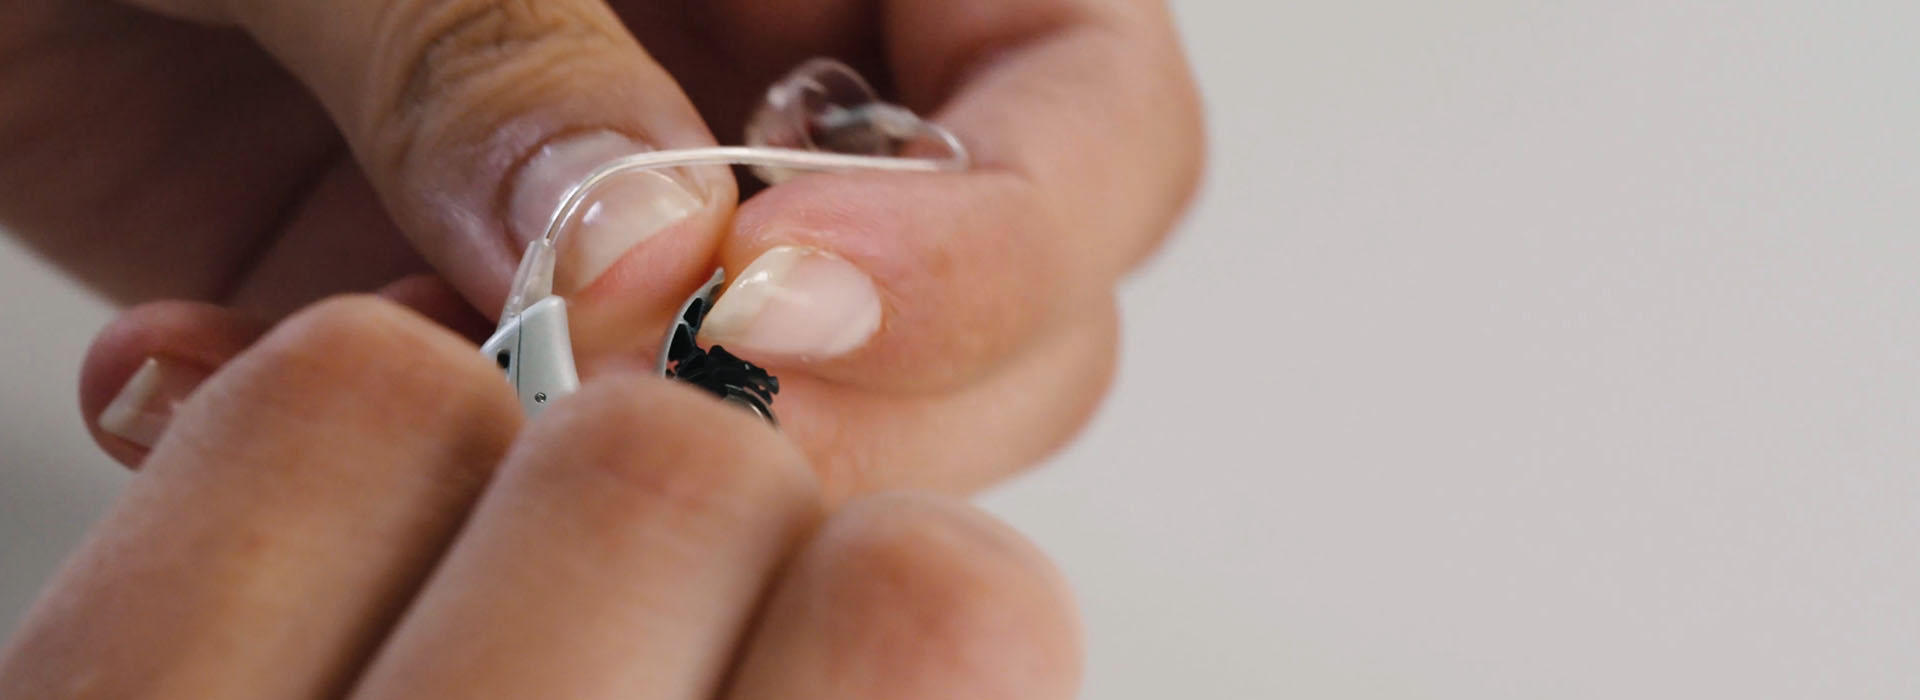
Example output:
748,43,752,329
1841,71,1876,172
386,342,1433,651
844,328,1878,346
0,298,523,697
349,374,821,698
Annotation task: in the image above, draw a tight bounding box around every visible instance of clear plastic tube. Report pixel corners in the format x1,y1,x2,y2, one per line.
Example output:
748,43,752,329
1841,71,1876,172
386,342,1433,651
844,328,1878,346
504,57,970,323
537,140,969,248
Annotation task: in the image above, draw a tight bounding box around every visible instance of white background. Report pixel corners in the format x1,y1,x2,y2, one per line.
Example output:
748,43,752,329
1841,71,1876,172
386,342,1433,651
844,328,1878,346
4,1,1918,697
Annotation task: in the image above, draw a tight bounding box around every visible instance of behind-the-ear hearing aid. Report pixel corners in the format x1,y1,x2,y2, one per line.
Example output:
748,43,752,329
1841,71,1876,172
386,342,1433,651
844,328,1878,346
482,59,970,422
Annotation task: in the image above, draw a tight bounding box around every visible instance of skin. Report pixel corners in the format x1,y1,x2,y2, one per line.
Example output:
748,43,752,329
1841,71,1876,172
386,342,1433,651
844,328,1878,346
4,2,1201,690
0,298,1082,698
0,0,1204,500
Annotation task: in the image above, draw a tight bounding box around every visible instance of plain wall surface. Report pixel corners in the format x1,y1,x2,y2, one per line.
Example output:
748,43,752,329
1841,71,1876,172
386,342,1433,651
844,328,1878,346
4,2,1918,697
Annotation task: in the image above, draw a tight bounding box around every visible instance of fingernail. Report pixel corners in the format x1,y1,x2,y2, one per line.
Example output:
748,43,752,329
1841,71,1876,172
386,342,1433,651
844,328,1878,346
98,357,209,449
700,246,883,360
509,131,707,293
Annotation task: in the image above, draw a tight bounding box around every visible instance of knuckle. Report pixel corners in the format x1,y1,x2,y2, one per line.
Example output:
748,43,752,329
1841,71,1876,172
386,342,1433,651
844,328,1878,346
250,296,509,417
262,296,412,376
397,1,599,101
812,494,1082,689
368,0,617,156
826,496,1049,605
356,0,647,244
165,296,519,489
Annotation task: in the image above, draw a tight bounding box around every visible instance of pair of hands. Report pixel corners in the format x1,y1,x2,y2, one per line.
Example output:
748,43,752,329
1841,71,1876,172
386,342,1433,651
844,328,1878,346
3,0,1203,499
2,298,1079,697
3,0,1202,694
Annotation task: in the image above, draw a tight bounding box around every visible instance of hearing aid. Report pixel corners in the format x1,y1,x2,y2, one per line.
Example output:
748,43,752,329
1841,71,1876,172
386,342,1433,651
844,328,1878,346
481,59,969,422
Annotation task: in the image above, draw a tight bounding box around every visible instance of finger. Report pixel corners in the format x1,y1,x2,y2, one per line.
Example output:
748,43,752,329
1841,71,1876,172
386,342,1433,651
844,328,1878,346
351,374,821,699
5,297,523,698
80,300,267,466
701,0,1203,392
80,279,493,468
0,2,341,304
726,493,1082,700
221,162,516,341
135,0,740,351
781,299,1120,505
221,159,429,317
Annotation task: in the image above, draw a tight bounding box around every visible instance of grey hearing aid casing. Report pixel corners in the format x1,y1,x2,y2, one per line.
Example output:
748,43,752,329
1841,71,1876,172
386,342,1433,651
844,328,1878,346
480,295,580,416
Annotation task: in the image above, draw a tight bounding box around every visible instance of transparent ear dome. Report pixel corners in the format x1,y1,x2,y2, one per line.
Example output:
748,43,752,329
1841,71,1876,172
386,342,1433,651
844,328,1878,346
746,59,884,154
745,58,963,183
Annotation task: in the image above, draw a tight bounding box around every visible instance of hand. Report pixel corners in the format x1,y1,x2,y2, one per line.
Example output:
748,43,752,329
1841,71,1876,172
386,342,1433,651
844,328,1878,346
2,297,1080,699
5,0,1204,498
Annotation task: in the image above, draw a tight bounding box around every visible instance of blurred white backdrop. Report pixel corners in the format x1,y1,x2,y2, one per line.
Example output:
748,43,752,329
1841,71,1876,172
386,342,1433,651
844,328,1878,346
5,1,1919,697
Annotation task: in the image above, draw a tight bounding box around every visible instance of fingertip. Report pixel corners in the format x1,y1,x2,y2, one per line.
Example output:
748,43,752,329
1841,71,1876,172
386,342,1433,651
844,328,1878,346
80,302,267,468
713,173,1058,392
699,245,884,362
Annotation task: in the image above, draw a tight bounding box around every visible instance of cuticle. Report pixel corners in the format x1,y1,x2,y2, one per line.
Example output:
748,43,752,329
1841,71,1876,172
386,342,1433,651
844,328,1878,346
491,127,659,248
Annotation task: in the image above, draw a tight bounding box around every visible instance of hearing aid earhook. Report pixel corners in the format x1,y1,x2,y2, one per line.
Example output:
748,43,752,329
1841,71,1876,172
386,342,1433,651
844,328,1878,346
486,59,970,419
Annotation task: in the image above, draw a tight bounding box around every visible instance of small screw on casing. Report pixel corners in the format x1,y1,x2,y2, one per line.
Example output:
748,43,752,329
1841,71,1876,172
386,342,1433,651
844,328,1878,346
534,392,548,404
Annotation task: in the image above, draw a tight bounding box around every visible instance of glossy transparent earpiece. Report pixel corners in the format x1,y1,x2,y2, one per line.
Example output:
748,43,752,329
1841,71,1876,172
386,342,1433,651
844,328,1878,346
486,59,968,419
744,58,967,184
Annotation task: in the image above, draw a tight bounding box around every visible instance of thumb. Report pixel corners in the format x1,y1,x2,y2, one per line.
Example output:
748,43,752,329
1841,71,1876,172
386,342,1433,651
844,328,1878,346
180,0,735,333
